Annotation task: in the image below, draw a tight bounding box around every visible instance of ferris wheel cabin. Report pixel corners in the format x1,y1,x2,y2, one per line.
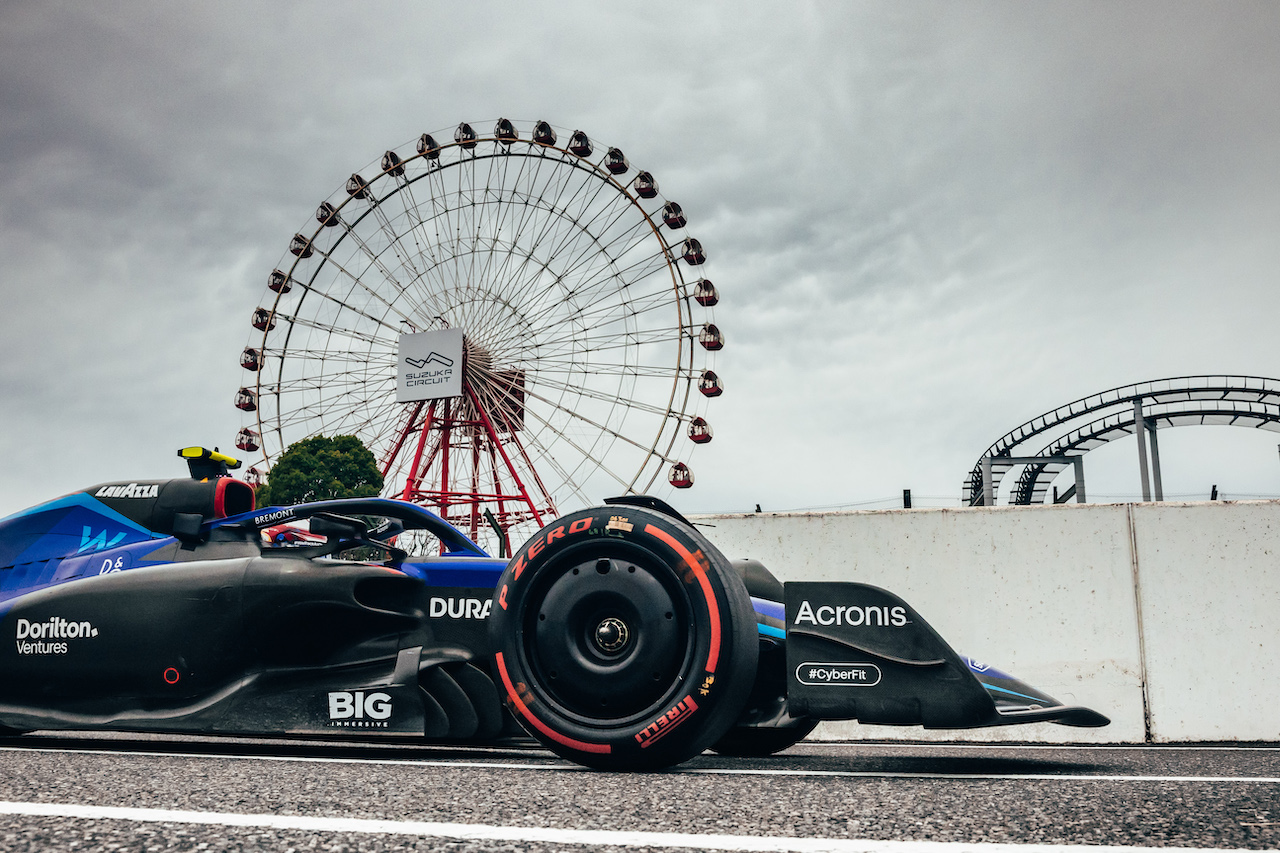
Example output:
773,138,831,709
532,121,557,147
692,279,719,307
699,370,724,398
569,130,593,157
495,118,518,144
669,462,694,489
682,238,706,265
268,269,292,293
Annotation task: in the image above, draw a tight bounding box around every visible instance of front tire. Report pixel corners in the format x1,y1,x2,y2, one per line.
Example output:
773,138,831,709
489,505,757,770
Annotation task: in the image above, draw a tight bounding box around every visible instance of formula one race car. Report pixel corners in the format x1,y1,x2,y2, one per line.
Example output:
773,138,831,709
0,449,1108,770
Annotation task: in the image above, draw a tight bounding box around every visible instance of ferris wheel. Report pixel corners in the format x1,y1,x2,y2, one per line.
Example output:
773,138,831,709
235,119,724,553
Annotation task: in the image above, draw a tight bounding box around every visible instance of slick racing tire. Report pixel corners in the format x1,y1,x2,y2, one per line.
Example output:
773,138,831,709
489,505,758,770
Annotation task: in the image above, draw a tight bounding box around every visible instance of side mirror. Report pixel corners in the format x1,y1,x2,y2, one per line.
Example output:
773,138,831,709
366,517,406,541
309,513,368,541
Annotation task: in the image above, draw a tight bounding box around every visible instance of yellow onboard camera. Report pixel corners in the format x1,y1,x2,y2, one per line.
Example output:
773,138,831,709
178,447,242,480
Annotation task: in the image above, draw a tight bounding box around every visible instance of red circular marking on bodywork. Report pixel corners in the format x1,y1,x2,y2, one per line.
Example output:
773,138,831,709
163,668,180,684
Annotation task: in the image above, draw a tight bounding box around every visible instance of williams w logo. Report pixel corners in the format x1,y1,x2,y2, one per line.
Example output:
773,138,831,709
77,526,127,554
405,352,454,369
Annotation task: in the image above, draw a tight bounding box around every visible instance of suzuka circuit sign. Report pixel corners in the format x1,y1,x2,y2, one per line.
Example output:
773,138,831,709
396,329,464,402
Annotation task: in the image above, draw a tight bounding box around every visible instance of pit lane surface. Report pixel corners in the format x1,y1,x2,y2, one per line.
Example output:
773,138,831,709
1,733,1277,851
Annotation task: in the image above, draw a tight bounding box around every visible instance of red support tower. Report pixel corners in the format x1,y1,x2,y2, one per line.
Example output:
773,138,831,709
381,367,549,556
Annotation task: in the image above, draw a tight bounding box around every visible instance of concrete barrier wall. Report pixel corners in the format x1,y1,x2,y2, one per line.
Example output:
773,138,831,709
1131,502,1280,741
693,500,1280,743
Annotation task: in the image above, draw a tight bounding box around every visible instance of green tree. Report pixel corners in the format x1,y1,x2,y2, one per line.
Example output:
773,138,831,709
255,435,383,506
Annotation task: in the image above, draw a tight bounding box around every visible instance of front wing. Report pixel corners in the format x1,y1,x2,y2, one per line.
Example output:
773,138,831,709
782,582,1109,729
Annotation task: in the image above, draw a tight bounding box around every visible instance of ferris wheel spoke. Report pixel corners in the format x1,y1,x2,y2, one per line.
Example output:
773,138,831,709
269,388,395,426
321,206,412,295
498,188,618,303
504,211,642,316
451,155,484,287
503,151,585,254
474,317,686,368
271,374,393,397
531,179,652,278
465,170,644,314
266,349,397,371
422,162,468,290
504,372,683,422
473,154,552,302
466,156,530,297
469,360,651,453
507,215,667,323
277,400,401,447
500,396,642,497
483,173,633,314
263,344,384,361
540,277,676,326
503,375,674,465
558,282,661,336
503,181,620,290
372,181,467,330
365,196,425,282
302,243,420,324
397,168,455,311
524,358,694,385
536,159,634,251
548,223,674,305
390,177,446,274
272,399,380,433
534,323,688,358
355,178,455,330
276,312,400,349
489,149,603,258
269,367,395,400
528,286,681,349
457,149,496,297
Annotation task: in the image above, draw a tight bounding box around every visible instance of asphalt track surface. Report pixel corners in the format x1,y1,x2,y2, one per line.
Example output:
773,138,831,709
0,733,1277,852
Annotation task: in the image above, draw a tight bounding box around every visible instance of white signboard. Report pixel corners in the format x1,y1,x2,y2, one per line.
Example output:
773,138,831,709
396,329,464,402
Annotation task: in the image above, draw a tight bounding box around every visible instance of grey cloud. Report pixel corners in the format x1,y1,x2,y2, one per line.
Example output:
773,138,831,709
1,0,1277,514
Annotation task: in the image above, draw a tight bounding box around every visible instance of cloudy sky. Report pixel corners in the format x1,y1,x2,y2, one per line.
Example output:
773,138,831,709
2,1,1278,518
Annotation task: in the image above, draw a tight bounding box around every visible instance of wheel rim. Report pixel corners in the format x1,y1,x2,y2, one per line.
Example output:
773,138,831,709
523,543,694,724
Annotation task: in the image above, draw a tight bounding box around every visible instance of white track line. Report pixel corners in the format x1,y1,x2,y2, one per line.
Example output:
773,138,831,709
685,768,1280,783
2,745,1278,784
0,801,1266,853
800,743,1280,753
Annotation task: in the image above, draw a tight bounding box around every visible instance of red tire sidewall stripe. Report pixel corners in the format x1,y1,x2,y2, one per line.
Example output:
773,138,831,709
643,524,721,674
494,651,611,755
